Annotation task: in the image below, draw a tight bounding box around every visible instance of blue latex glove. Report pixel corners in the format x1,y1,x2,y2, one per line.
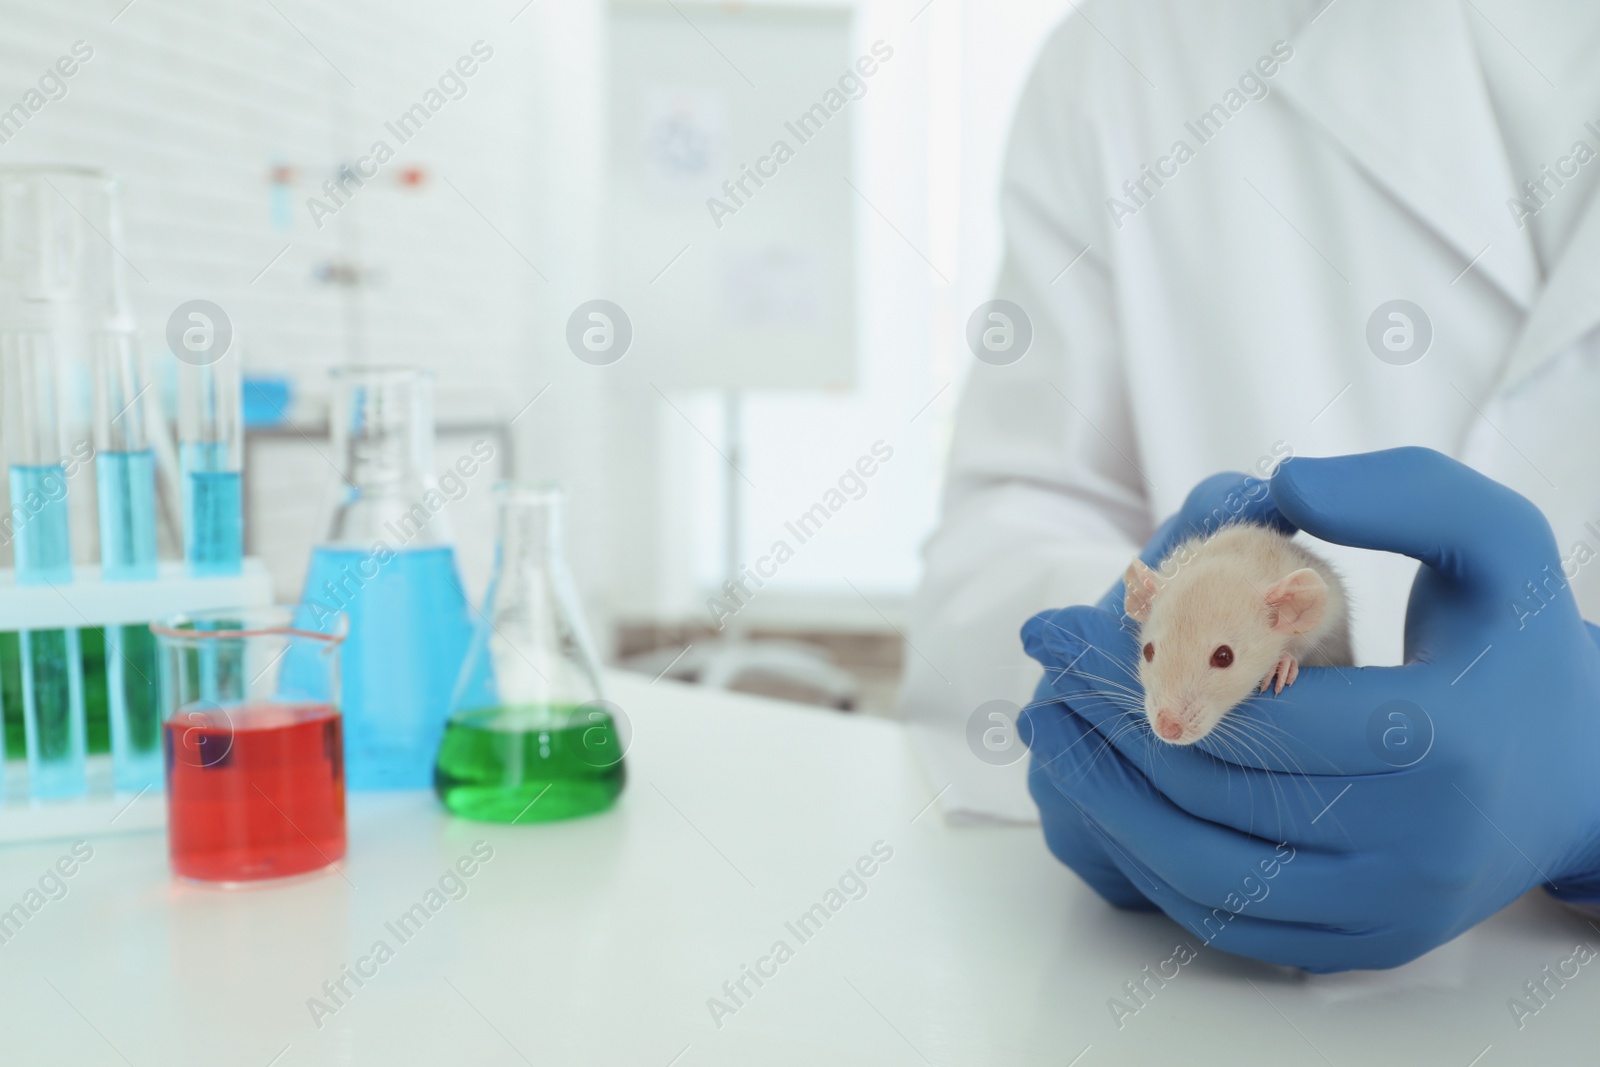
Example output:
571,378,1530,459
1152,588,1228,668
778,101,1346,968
1022,469,1295,911
1019,448,1600,972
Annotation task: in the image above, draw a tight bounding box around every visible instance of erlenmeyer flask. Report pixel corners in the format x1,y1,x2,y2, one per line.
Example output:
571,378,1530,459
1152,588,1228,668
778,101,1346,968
434,483,625,822
293,366,476,789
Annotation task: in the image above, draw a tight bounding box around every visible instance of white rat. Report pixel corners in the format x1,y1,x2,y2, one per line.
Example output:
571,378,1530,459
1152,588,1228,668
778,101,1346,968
1122,524,1353,746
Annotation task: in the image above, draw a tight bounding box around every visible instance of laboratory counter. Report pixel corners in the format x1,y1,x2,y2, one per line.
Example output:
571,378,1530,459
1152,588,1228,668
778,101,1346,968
0,672,1594,1066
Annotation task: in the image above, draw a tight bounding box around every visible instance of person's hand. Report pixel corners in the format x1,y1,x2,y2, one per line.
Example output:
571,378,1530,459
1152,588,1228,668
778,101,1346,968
1022,469,1295,912
1019,447,1600,972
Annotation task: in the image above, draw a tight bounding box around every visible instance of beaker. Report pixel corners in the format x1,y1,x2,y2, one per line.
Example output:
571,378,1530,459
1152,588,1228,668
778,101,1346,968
435,483,625,823
0,166,132,326
295,366,476,790
151,607,346,886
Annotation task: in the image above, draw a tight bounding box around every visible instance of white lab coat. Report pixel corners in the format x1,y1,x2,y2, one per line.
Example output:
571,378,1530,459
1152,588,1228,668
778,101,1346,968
901,0,1600,822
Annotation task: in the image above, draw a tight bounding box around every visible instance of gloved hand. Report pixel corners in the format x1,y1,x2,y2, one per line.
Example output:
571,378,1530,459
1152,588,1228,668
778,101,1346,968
1019,448,1600,972
1022,469,1295,911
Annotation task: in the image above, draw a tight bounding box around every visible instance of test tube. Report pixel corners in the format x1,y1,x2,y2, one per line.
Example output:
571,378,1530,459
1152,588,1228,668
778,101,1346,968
2,331,87,798
94,332,162,790
178,345,242,576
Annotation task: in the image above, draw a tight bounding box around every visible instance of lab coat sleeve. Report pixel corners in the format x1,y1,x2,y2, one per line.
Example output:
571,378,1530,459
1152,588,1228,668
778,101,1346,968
898,32,1154,822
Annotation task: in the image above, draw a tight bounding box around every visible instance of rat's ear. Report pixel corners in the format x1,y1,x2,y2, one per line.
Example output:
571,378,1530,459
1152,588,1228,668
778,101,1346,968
1265,567,1328,634
1123,559,1159,622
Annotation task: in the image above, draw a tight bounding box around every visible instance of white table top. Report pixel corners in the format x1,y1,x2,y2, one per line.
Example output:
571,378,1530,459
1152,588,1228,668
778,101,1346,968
0,672,1594,1066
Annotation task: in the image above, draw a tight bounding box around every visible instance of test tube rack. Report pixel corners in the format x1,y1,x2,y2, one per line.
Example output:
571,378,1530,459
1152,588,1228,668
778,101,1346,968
0,559,272,844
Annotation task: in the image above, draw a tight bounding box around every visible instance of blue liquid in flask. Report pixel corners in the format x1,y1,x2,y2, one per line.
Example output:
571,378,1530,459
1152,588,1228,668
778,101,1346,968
96,449,163,790
291,544,478,790
181,441,241,576
10,464,87,798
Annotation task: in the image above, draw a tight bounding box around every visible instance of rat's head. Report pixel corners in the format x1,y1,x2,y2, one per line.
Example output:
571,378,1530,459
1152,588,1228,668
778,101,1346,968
1123,557,1328,745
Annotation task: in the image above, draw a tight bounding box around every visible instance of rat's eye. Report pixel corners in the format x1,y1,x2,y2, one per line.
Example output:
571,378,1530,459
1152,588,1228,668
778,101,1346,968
1143,642,1154,662
1210,645,1234,668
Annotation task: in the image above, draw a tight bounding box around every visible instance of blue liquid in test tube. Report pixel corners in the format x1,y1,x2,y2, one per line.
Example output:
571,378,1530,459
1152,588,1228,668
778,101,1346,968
97,448,163,790
182,441,242,576
11,463,87,799
97,449,158,580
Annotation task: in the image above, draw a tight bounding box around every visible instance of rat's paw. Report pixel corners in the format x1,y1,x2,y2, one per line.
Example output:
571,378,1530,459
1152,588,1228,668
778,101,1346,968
1260,654,1299,694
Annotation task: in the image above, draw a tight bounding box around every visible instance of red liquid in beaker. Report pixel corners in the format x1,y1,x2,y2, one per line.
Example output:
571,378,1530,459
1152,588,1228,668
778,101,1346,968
163,703,347,884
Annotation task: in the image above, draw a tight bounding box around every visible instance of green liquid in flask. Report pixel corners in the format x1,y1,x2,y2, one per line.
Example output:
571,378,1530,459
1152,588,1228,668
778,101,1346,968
434,705,625,823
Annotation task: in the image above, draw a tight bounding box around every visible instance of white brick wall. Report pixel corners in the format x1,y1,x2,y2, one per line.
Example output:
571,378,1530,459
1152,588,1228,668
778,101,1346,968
0,0,607,614
0,0,1057,637
0,0,536,392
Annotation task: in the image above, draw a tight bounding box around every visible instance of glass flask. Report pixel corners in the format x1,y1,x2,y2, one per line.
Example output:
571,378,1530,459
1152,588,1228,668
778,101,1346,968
293,366,476,790
151,607,346,885
435,483,625,823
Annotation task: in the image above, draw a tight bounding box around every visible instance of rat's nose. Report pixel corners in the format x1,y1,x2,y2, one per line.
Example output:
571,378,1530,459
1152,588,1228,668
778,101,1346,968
1154,711,1183,741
